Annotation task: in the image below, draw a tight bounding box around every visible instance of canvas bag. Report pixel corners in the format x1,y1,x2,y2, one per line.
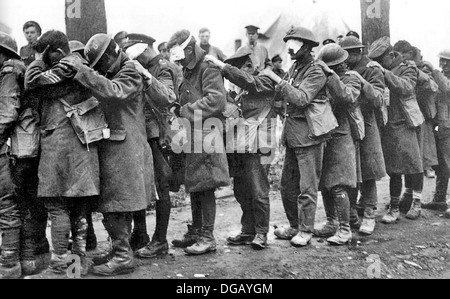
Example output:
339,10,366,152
10,108,40,158
59,97,110,148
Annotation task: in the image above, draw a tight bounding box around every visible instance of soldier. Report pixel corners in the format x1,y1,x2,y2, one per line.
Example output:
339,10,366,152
337,36,387,236
206,47,276,250
67,40,98,252
367,37,425,224
393,41,439,214
0,32,25,279
236,25,270,72
123,33,179,258
61,33,154,276
271,54,286,79
167,29,230,255
158,42,170,61
20,21,42,67
422,49,450,215
315,43,367,245
198,28,227,62
264,27,332,247
25,30,101,276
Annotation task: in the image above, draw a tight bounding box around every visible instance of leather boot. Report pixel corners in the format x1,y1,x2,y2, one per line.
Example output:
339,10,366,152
184,229,217,255
348,188,361,229
135,238,169,259
48,252,69,274
382,197,400,224
227,233,255,246
251,234,268,250
399,190,413,214
314,190,338,238
406,199,422,220
327,188,352,246
172,224,201,248
359,208,376,235
423,175,449,211
91,213,135,276
0,229,22,279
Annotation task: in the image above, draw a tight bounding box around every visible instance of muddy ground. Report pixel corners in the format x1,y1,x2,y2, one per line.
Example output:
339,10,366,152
27,161,450,280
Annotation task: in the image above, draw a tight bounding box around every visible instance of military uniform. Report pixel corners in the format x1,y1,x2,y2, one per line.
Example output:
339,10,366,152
174,43,230,255
20,44,36,67
221,48,276,248
26,51,101,273
0,58,23,278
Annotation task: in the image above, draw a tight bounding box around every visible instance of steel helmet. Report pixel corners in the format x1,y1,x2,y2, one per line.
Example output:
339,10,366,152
318,43,349,66
339,36,365,51
438,49,450,60
283,26,319,48
0,32,20,60
84,34,113,67
69,40,85,54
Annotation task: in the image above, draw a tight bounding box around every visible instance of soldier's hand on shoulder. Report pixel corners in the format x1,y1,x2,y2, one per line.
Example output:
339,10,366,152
367,61,385,74
205,55,225,69
315,60,333,77
60,54,87,72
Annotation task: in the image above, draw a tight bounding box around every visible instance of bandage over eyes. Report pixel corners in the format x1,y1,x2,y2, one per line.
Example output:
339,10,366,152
125,43,148,60
170,34,193,63
286,39,304,54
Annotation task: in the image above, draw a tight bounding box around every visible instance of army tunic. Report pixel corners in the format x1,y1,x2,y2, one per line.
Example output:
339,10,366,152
73,52,154,213
381,56,424,175
25,55,100,198
320,71,361,190
353,56,387,181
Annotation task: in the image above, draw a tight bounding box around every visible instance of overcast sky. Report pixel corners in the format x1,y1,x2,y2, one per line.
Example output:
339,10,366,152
1,0,450,66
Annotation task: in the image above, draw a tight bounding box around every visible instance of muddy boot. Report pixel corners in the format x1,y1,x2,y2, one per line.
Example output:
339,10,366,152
423,175,449,211
251,234,268,250
327,188,352,246
71,215,89,276
91,213,135,276
359,208,376,236
382,197,400,224
172,225,201,248
227,233,255,246
314,190,338,238
290,231,312,247
184,229,217,255
135,238,169,259
399,189,413,214
86,213,97,251
406,199,422,220
0,229,22,279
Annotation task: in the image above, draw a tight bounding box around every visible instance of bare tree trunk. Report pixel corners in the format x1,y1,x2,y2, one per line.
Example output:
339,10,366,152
65,0,107,44
360,0,390,48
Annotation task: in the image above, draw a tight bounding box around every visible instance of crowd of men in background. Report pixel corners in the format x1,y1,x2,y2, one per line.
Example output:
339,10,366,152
0,19,449,279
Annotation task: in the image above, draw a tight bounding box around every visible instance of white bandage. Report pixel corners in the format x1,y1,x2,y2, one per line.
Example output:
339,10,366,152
286,39,304,54
126,43,148,60
170,34,193,63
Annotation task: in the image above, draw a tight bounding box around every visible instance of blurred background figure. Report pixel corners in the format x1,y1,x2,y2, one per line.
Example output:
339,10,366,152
271,54,286,79
20,21,42,66
198,27,227,62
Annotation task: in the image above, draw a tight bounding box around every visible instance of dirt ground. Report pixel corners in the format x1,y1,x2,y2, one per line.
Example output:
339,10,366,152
27,166,450,280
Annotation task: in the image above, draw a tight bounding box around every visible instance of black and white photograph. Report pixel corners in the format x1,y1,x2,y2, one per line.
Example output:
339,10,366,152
0,0,449,283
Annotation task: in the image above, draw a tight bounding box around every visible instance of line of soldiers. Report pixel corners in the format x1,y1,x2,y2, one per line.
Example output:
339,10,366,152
0,21,449,279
